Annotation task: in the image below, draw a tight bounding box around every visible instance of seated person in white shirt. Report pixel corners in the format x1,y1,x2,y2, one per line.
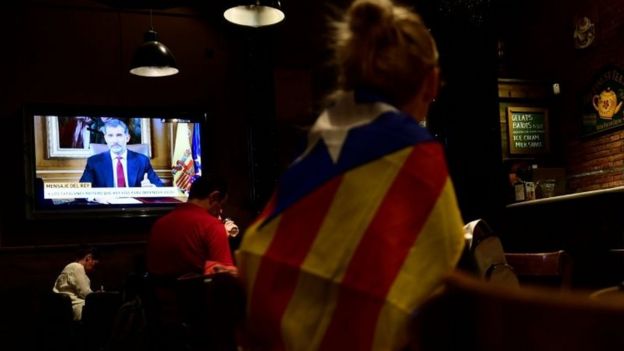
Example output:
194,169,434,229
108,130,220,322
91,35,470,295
52,247,100,320
79,119,163,188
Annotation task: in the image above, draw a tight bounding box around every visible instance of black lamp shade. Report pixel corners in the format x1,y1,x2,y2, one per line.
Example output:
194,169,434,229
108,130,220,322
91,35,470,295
129,30,179,77
224,0,285,27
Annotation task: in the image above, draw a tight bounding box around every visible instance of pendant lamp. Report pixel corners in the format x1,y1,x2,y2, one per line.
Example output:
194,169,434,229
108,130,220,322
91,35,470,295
224,0,285,27
129,10,179,77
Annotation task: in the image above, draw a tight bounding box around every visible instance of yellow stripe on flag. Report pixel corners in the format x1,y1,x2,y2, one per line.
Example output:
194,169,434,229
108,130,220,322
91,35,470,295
280,147,413,351
372,179,465,350
238,216,282,308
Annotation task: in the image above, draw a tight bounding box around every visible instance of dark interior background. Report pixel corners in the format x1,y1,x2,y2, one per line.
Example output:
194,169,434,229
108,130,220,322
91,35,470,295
2,0,624,348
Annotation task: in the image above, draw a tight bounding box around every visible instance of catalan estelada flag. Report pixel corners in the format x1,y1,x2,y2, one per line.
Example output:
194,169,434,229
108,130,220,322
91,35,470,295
238,91,465,351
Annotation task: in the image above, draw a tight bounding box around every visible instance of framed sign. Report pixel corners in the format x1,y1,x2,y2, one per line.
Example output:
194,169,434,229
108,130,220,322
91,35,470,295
581,67,624,136
507,106,550,155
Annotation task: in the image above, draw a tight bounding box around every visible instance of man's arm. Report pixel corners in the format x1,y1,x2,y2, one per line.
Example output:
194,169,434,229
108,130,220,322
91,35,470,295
204,220,235,266
203,221,238,275
131,152,164,187
69,263,93,298
145,163,164,187
79,154,115,188
79,158,95,184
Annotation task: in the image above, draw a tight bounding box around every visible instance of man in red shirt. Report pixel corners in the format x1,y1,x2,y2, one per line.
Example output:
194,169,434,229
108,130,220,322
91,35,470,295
146,176,239,349
147,175,236,279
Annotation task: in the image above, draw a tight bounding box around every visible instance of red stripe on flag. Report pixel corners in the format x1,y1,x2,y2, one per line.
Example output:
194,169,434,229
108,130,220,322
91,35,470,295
176,172,191,190
319,142,448,350
175,173,184,187
182,159,194,172
248,176,343,350
251,192,278,227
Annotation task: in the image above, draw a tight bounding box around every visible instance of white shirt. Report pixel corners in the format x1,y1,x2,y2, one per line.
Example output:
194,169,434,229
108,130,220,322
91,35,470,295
109,150,129,187
52,262,93,320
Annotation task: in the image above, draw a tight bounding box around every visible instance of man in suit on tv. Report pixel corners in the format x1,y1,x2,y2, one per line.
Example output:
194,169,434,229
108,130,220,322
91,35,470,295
79,119,163,187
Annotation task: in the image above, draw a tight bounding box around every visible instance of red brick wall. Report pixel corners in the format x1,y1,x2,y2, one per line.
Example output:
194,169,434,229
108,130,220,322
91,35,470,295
567,131,624,192
563,0,624,192
566,0,624,192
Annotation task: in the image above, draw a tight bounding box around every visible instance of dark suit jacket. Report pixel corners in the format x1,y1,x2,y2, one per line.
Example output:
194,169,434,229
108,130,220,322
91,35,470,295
79,150,163,187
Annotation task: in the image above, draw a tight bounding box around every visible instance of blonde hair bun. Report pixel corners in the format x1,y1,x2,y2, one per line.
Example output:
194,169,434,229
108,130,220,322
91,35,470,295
333,0,439,106
348,0,393,37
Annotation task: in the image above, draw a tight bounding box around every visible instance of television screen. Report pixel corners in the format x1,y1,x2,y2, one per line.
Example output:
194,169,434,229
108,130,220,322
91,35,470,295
23,105,207,219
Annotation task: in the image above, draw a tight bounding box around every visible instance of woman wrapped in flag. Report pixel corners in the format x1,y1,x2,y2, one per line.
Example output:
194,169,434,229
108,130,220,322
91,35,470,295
237,0,466,349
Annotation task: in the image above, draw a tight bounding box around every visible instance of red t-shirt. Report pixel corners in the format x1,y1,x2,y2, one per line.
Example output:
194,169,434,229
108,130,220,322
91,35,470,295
147,203,234,277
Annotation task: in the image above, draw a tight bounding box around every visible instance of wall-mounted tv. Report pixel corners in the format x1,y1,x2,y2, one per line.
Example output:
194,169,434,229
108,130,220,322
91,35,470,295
23,104,208,220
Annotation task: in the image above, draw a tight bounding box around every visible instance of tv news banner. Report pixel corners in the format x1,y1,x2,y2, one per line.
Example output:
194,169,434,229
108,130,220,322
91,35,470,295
43,182,184,204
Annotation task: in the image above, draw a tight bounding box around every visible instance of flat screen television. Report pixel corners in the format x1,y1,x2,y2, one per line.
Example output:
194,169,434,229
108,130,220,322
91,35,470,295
23,104,208,220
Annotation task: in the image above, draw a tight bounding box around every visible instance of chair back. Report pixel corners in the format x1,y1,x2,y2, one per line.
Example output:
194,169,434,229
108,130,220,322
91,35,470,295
505,250,572,288
139,272,245,351
90,143,150,157
464,219,519,286
136,273,182,351
410,271,624,351
37,292,76,349
175,273,245,351
82,291,123,350
590,283,624,302
41,291,73,323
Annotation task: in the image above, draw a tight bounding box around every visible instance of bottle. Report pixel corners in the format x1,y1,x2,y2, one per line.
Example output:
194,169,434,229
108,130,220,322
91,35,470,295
514,179,526,202
223,217,240,237
524,181,536,201
512,165,529,202
525,164,538,200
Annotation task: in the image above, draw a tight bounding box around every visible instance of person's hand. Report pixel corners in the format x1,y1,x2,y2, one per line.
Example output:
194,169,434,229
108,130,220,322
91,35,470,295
224,219,240,237
140,173,155,187
214,264,239,276
204,261,239,276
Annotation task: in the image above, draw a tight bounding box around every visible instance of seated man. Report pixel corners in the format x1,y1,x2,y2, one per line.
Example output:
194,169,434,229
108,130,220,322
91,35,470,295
146,176,237,326
147,175,236,278
52,247,100,320
79,119,163,187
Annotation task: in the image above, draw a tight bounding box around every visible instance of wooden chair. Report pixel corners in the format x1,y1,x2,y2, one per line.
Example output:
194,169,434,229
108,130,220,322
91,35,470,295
504,250,572,288
410,270,624,351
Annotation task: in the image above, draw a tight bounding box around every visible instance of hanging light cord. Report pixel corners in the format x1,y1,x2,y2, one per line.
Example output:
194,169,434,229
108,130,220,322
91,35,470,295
149,9,154,31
